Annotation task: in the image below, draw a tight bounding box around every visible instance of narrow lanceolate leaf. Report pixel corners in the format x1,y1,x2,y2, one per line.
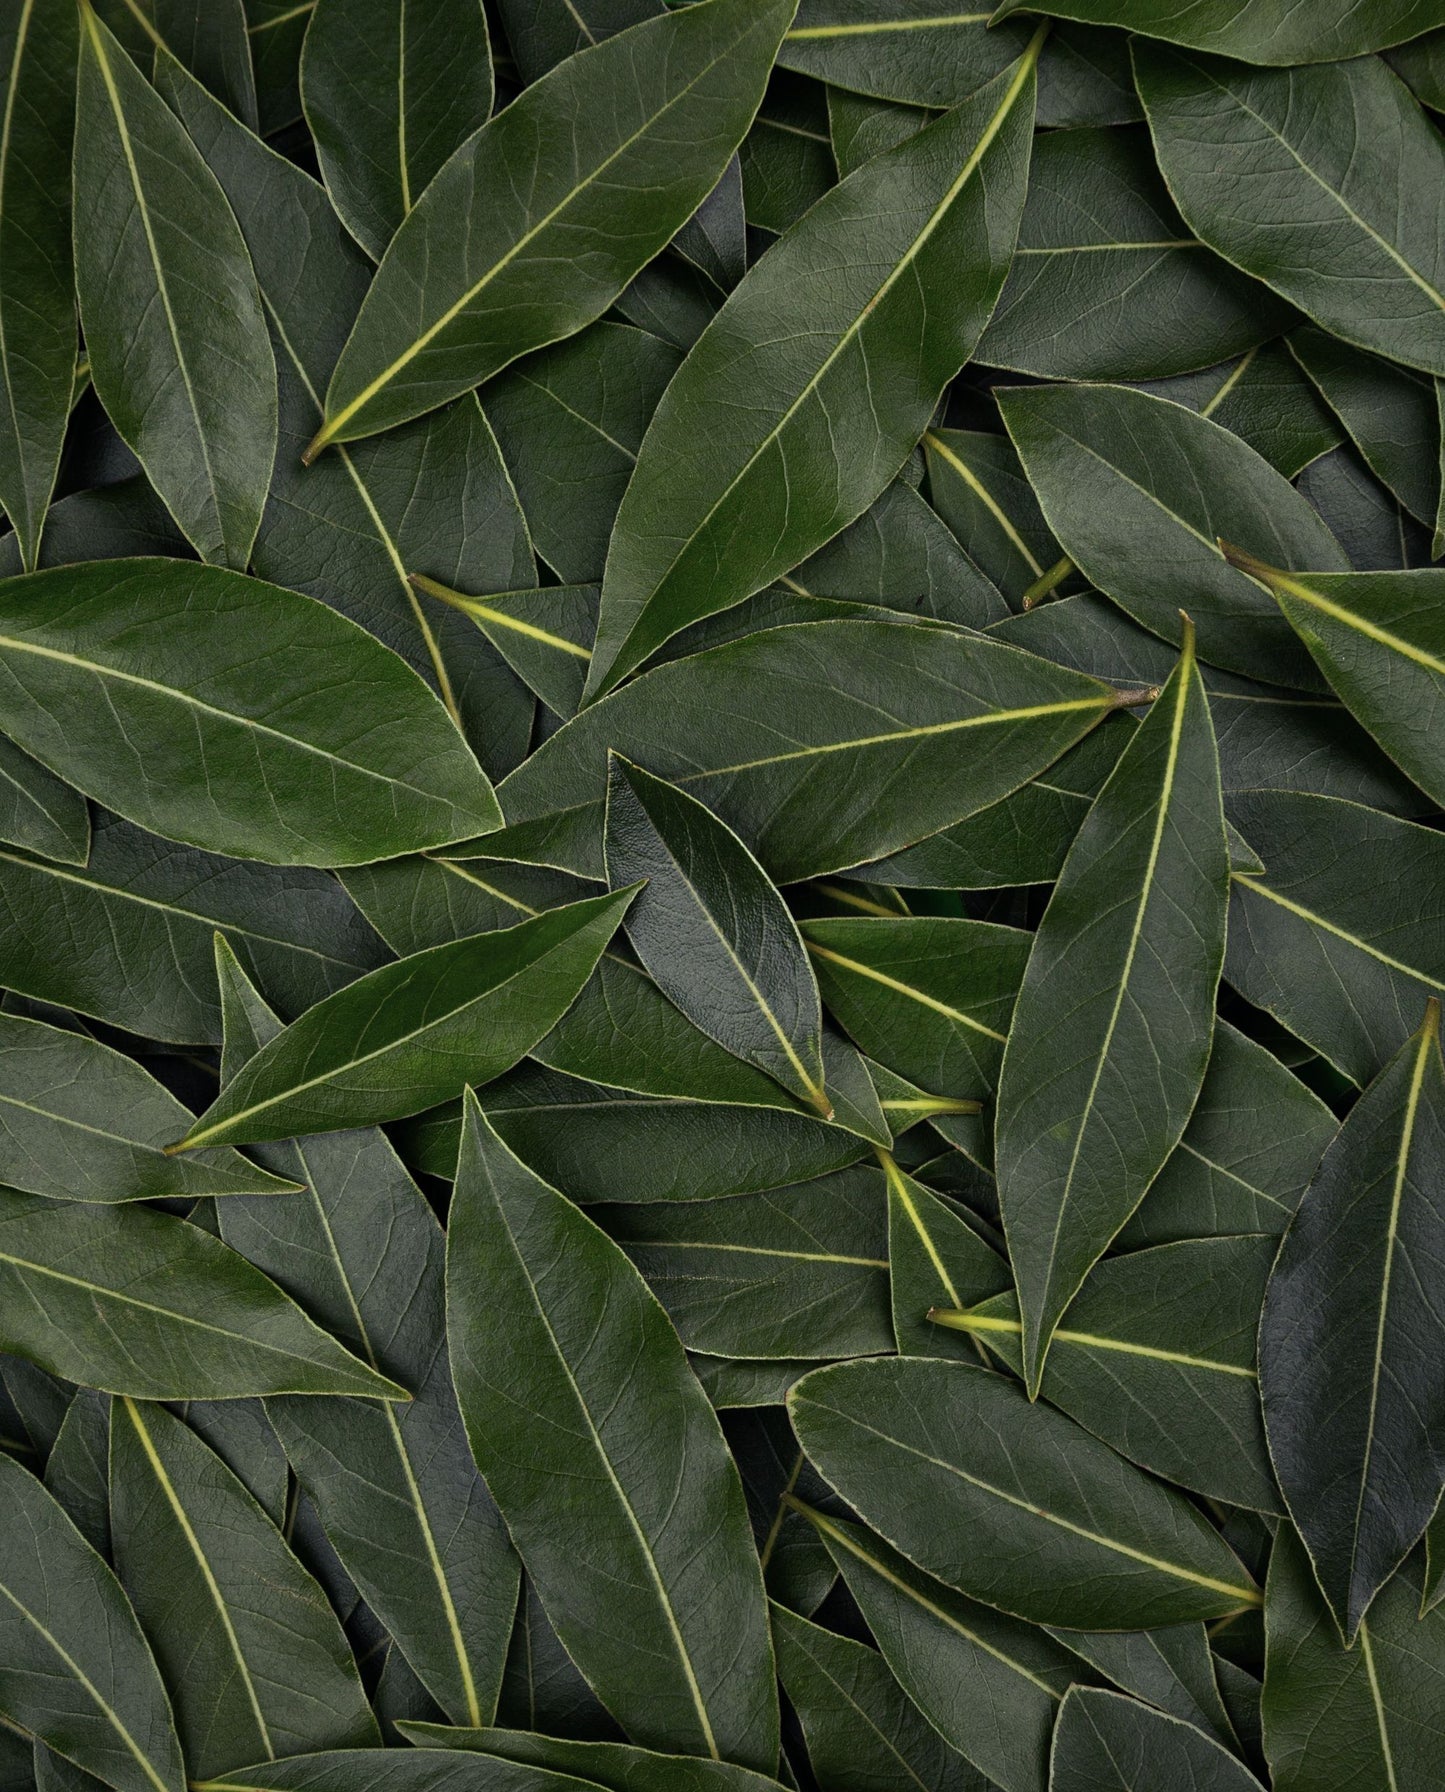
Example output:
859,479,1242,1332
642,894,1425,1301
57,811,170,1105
175,890,633,1150
1050,1688,1264,1792
214,942,519,1730
993,0,1435,62
0,1189,404,1401
1223,554,1445,813
73,6,276,567
605,757,829,1113
778,1,1032,107
301,0,493,260
0,736,89,865
0,561,502,868
1262,1524,1445,1792
788,1358,1261,1631
585,38,1040,697
995,628,1229,1393
0,1452,183,1792
446,1096,779,1771
308,0,793,455
936,1235,1279,1512
799,1504,1085,1792
0,0,77,570
495,620,1127,883
997,383,1347,688
0,1012,298,1203
397,1725,790,1792
1260,1004,1445,1640
1136,47,1445,377
110,1400,378,1779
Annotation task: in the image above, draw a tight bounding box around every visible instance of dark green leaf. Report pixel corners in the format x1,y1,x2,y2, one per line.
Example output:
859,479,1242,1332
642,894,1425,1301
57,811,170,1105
885,1157,1010,1355
923,426,1064,606
396,1725,787,1792
150,0,258,130
994,0,1439,63
826,86,926,178
1050,1687,1264,1792
737,71,834,238
44,1389,112,1556
0,737,90,866
494,0,656,85
244,0,305,133
1142,343,1344,480
181,1754,600,1792
778,2,1032,108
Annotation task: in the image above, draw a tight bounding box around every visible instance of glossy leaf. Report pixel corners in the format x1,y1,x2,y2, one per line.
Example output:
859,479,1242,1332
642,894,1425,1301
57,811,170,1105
993,0,1440,63
309,0,793,453
995,629,1229,1391
788,1356,1261,1629
586,41,1041,693
110,1398,378,1777
0,1450,184,1792
1260,1004,1445,1639
1050,1687,1264,1792
0,1188,404,1401
176,889,632,1149
446,1096,779,1770
73,7,276,566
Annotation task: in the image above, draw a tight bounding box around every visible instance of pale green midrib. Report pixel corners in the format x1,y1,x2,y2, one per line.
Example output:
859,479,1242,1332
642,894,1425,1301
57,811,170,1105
1067,434,1227,558
787,11,989,38
0,1087,212,1155
413,577,592,660
1199,345,1257,418
1032,648,1196,1375
0,632,469,811
121,1399,275,1759
494,1189,722,1760
0,846,371,970
323,21,761,441
602,39,1041,683
292,1137,482,1723
181,919,595,1149
1358,1620,1401,1792
758,1451,804,1572
247,1,314,33
0,1577,172,1792
1231,873,1434,982
1177,1140,1291,1212
806,939,1007,1042
811,1401,1259,1603
0,0,37,560
945,1310,1256,1378
1346,1021,1433,1596
1016,239,1200,255
629,1238,887,1268
806,1506,1062,1697
924,430,1044,577
879,1151,960,1307
84,10,225,555
396,2,411,214
515,372,636,459
0,1247,384,1387
1267,568,1445,678
0,752,77,832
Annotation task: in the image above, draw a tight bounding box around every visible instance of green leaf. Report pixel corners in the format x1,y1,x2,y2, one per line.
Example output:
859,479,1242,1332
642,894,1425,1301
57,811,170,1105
737,72,835,239
923,426,1064,606
1262,1523,1445,1791
993,0,1438,63
109,1399,378,1777
0,1450,184,1792
412,580,597,723
606,757,829,1113
212,941,519,1729
0,736,90,866
186,1755,601,1792
939,1236,1279,1511
770,1601,987,1792
0,560,502,867
885,1156,1011,1356
1260,1004,1445,1639
995,629,1229,1391
494,0,657,85
1135,46,1445,376
0,1010,297,1203
1050,1687,1264,1791
997,383,1348,688
301,0,492,261
0,0,78,571
778,2,1032,108
1143,342,1345,480
446,1095,779,1770
585,40,1041,693
798,1502,1085,1792
977,124,1286,382
308,0,793,454
788,1356,1260,1628
495,619,1126,883
827,86,927,178
596,1164,893,1360
1051,1626,1237,1751
0,1188,404,1400
44,1390,112,1557
175,889,633,1150
73,6,275,567
396,1725,789,1792
244,0,306,133
1225,790,1445,1087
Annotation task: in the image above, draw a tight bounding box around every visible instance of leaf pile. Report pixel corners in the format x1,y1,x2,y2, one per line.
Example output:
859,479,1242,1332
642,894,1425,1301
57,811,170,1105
3,1,1445,1788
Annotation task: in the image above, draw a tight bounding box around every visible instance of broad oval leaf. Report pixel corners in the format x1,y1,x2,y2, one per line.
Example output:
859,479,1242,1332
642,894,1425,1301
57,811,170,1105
446,1095,780,1770
995,630,1229,1391
997,382,1347,688
176,889,634,1150
0,1188,404,1401
1136,46,1445,376
0,560,501,867
606,757,828,1112
1050,1687,1264,1792
110,1399,378,1777
0,1450,184,1792
993,0,1440,63
495,619,1127,883
73,7,276,567
1260,1003,1445,1639
586,40,1041,694
309,0,794,453
788,1356,1260,1629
